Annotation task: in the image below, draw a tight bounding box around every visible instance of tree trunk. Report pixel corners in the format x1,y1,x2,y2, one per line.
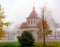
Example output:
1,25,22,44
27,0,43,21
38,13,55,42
43,33,45,47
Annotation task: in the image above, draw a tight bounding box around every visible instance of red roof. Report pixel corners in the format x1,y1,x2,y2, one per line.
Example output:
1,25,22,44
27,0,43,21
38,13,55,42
20,7,41,29
27,7,39,19
20,22,27,29
20,21,42,29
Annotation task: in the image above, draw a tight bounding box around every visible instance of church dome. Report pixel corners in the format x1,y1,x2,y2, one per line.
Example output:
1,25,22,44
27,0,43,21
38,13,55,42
27,6,39,19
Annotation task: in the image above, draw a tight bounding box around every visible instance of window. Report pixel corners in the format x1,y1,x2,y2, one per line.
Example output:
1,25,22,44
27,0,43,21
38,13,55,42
34,20,35,24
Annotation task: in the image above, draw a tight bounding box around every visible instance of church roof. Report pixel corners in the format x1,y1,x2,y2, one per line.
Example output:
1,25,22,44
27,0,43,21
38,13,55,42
20,22,27,29
27,7,39,19
20,21,42,29
20,6,41,29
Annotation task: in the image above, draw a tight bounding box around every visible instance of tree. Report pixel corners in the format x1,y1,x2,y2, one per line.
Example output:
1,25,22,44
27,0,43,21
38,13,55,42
37,7,52,46
17,30,35,47
0,5,10,39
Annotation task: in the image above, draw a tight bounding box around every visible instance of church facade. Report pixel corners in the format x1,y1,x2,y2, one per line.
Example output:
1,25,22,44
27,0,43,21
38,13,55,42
20,6,57,41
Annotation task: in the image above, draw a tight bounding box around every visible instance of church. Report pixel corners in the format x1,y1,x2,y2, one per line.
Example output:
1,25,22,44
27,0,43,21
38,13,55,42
20,6,57,41
2,5,60,42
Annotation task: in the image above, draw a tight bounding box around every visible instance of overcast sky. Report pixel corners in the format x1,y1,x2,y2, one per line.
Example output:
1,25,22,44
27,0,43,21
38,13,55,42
0,0,60,25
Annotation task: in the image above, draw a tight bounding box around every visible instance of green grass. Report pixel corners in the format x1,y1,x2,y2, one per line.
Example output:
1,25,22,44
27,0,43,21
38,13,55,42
0,42,20,47
0,42,60,47
35,42,60,47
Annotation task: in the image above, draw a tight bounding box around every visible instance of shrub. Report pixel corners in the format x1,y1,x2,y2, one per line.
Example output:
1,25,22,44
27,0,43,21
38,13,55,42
17,30,35,47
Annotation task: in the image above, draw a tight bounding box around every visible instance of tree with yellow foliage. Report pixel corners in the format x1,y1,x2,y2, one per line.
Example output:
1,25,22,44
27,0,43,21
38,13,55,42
38,21,52,37
0,5,10,39
37,7,52,46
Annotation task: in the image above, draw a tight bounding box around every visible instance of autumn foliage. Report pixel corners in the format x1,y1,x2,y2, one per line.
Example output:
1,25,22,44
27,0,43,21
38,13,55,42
0,5,10,39
37,20,52,38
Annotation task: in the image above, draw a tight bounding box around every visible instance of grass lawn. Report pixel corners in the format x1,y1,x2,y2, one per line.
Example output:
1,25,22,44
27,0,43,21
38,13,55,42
35,42,60,47
0,42,20,47
0,42,60,47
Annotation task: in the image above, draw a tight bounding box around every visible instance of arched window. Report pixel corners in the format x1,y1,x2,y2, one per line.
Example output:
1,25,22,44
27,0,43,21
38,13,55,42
34,20,35,24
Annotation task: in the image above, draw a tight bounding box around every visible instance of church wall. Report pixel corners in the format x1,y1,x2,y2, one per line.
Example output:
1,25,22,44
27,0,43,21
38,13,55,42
20,28,39,41
32,31,38,41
